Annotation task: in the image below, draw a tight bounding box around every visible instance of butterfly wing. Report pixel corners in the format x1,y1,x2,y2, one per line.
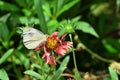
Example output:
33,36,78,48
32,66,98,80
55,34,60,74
22,27,47,49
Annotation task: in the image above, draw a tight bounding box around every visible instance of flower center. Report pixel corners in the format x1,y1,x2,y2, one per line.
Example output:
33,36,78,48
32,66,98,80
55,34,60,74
46,37,58,50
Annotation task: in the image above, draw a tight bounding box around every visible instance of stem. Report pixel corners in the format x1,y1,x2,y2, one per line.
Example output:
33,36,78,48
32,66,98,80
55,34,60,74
75,35,115,63
84,45,115,63
69,34,78,70
69,34,81,80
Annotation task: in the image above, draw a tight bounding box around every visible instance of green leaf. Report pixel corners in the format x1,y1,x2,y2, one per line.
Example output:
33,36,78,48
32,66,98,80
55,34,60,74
56,0,79,17
31,64,41,70
14,50,30,69
56,0,65,13
0,22,9,41
102,39,118,53
47,19,58,34
24,70,44,80
0,68,9,80
34,0,47,33
0,49,14,65
108,67,119,80
58,28,65,37
15,0,27,7
43,3,52,17
75,68,81,80
76,21,99,37
0,13,10,23
71,16,81,24
51,56,70,80
0,1,19,11
18,16,39,24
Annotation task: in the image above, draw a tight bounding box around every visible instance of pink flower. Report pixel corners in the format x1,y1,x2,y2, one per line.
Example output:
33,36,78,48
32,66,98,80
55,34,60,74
56,42,72,56
36,32,72,65
48,53,56,65
42,46,50,63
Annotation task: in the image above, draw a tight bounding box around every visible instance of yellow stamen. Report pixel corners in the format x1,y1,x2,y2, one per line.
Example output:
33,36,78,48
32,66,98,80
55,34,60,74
46,37,58,50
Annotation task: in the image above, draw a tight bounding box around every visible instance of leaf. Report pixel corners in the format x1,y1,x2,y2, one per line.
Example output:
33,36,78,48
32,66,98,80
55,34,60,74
0,1,19,11
58,28,65,37
75,68,81,80
43,3,52,17
15,0,27,7
102,39,118,53
0,13,10,23
0,22,9,41
71,16,81,24
56,0,65,13
47,19,58,34
0,68,9,80
56,0,80,17
18,16,39,24
51,56,70,80
24,70,44,80
108,67,119,80
31,64,41,70
14,50,30,69
34,0,47,33
0,49,14,65
76,21,99,37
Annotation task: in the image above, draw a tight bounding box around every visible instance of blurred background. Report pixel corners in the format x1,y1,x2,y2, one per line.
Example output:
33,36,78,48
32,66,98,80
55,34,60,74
0,0,120,80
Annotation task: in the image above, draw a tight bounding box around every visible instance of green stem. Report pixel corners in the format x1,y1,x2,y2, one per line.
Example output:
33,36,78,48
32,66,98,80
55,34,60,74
76,36,115,63
84,45,115,63
69,34,78,70
69,34,81,80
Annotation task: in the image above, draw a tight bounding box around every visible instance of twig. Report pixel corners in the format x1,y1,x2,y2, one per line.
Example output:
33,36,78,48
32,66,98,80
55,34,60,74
61,73,74,78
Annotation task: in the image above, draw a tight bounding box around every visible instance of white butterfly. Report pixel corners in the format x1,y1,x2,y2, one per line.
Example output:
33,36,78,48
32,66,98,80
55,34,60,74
22,27,47,49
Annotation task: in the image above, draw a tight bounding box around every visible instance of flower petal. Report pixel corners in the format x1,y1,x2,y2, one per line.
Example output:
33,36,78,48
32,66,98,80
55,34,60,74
48,53,56,65
56,41,72,56
42,45,51,63
51,32,59,38
42,51,50,63
56,46,67,56
61,34,67,41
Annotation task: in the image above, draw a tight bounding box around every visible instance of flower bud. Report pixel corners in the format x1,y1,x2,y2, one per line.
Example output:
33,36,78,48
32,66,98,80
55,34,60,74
65,24,75,33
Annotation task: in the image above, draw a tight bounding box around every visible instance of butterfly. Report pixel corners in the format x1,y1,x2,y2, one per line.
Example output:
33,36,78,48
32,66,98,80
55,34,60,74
22,27,47,49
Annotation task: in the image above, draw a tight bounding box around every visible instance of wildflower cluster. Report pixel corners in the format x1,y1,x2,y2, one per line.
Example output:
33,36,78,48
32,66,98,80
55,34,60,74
36,32,72,65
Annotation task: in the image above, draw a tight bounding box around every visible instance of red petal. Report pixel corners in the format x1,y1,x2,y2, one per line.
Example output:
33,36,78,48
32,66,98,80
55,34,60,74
61,34,67,41
56,46,67,56
42,52,50,63
48,53,56,65
51,32,59,38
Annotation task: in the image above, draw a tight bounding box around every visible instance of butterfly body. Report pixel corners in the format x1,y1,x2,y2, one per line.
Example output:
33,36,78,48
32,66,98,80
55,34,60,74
22,27,47,49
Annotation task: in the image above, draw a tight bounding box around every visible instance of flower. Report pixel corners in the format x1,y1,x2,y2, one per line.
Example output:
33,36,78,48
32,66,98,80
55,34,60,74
36,32,72,65
46,32,59,50
48,53,56,65
56,41,72,56
42,46,50,63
